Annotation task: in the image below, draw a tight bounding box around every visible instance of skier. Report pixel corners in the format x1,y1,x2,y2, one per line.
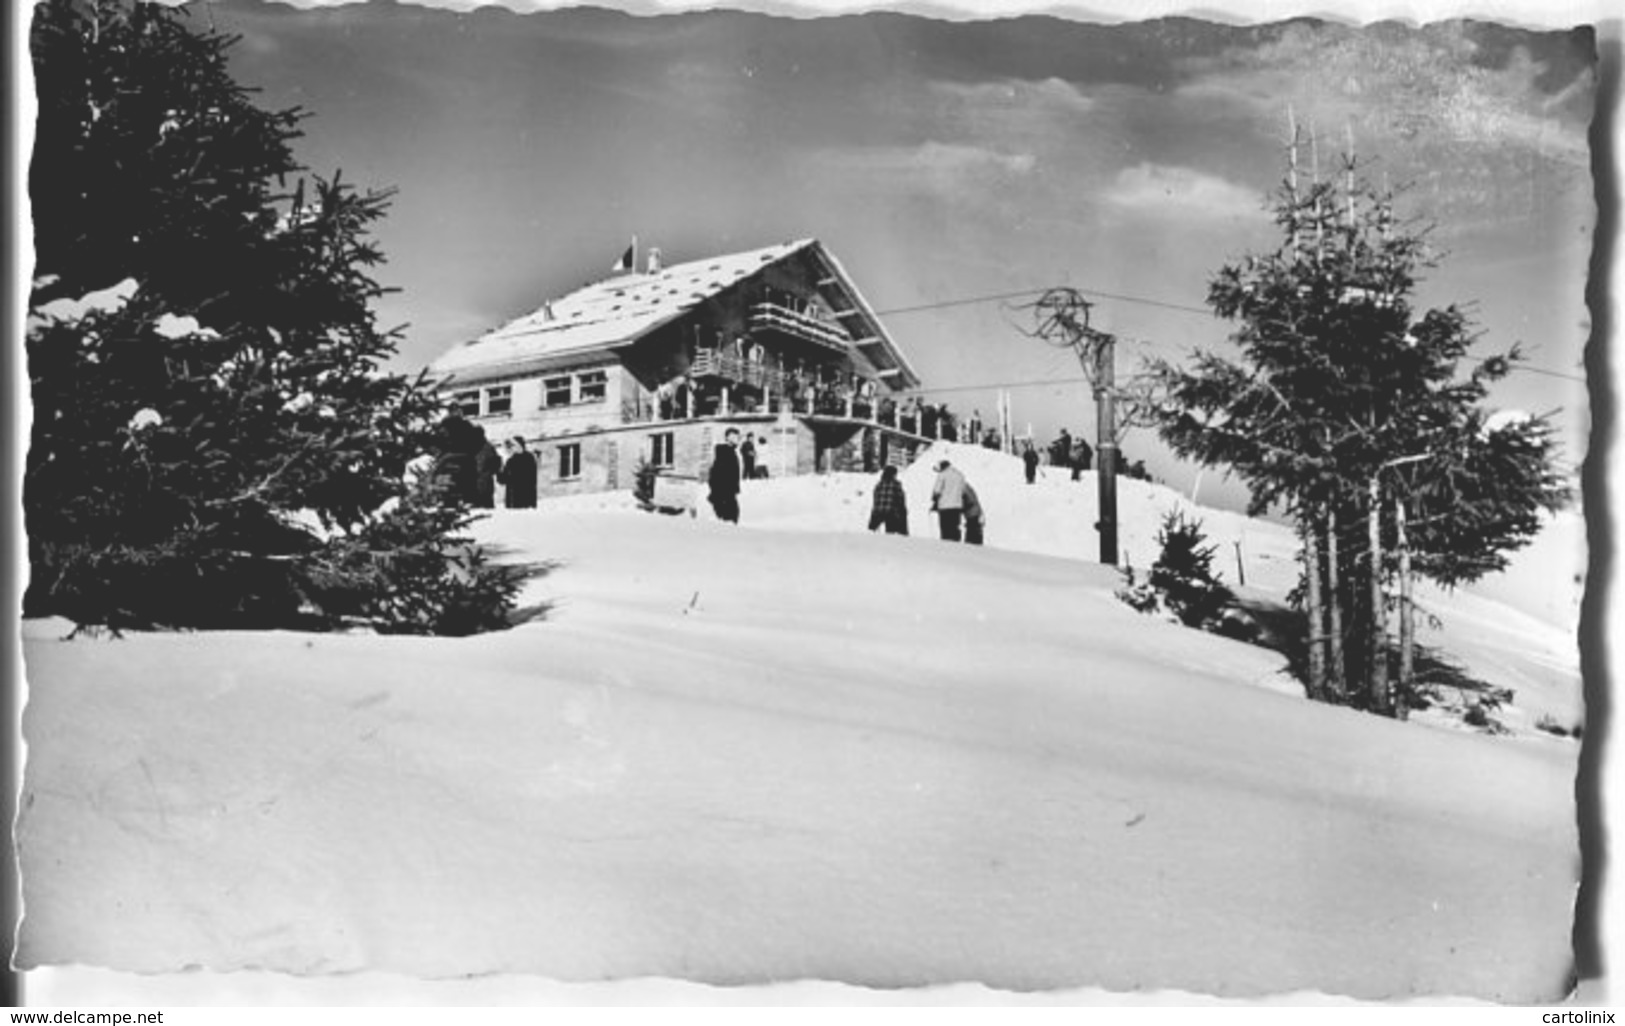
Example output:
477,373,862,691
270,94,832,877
1022,442,1040,485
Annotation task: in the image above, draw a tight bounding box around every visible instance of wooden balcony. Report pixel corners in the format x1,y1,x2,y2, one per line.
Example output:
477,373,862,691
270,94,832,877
747,302,853,354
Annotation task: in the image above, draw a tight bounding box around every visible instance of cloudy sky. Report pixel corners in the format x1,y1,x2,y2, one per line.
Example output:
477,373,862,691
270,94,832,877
79,0,1610,503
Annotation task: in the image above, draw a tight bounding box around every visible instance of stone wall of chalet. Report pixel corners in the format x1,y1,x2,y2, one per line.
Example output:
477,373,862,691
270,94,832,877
458,362,637,448
508,415,811,501
490,413,926,503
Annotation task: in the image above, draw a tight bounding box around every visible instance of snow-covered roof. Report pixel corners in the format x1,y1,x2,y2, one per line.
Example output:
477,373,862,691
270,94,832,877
428,238,919,389
430,240,815,382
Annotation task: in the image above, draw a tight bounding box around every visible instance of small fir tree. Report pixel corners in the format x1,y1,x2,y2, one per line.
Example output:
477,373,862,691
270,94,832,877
1116,510,1234,630
25,0,524,633
1146,511,1233,629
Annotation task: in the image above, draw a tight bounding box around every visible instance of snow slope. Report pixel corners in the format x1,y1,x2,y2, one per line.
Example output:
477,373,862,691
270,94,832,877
17,452,1582,1002
601,441,1581,734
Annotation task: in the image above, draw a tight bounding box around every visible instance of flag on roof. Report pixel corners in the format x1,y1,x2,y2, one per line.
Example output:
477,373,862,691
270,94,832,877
611,238,636,274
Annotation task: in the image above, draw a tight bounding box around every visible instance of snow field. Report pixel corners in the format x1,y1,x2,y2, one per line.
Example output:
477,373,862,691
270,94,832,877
18,481,1580,999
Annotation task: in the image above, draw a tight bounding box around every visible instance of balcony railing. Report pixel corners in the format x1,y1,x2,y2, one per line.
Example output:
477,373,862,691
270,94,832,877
747,302,853,353
623,386,953,441
691,348,786,393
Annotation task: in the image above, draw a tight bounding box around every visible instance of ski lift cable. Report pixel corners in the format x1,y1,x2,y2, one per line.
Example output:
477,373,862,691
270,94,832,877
872,287,1584,384
873,286,1213,319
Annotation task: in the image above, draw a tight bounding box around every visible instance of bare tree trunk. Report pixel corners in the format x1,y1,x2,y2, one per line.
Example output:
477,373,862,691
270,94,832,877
1311,119,1326,262
1326,504,1345,702
1396,494,1413,721
1368,475,1389,715
1287,106,1302,256
1345,122,1358,227
1302,506,1326,702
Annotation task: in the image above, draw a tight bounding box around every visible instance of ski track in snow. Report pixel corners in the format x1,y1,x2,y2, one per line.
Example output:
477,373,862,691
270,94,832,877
17,442,1583,1002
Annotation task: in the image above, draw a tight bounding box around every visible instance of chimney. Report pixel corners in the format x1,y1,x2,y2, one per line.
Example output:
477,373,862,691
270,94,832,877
647,247,663,274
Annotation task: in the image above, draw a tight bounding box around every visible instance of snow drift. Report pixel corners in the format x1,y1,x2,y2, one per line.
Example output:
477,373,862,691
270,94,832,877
16,444,1582,1001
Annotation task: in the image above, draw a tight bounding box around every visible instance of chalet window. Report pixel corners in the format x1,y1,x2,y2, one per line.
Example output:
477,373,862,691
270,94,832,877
650,432,675,468
543,376,573,408
452,389,481,418
484,385,512,417
577,370,608,404
557,443,582,480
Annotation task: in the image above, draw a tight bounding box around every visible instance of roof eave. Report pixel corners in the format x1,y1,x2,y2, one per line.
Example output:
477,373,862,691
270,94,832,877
429,306,690,384
808,241,922,390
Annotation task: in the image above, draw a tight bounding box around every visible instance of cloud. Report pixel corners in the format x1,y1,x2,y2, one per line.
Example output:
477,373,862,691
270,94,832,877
1175,22,1591,170
930,77,1096,116
1101,163,1266,219
921,77,1105,159
815,141,1038,180
1162,22,1594,237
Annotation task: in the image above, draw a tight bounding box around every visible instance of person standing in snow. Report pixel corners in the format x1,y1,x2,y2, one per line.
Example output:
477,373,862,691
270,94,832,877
962,482,986,545
1022,442,1040,485
930,458,968,541
740,434,758,482
500,437,538,509
868,464,909,535
756,434,773,479
707,427,744,523
1052,428,1073,471
1071,435,1094,478
474,433,502,508
432,415,481,505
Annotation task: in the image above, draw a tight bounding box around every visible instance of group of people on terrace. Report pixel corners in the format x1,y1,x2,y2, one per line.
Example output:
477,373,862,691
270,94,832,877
648,359,1002,451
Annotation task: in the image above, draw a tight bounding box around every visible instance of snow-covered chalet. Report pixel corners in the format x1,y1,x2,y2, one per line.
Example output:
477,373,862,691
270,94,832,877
427,239,930,499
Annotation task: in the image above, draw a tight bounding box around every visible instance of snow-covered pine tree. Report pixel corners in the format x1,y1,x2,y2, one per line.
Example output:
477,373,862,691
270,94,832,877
1147,150,1568,717
25,0,526,634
